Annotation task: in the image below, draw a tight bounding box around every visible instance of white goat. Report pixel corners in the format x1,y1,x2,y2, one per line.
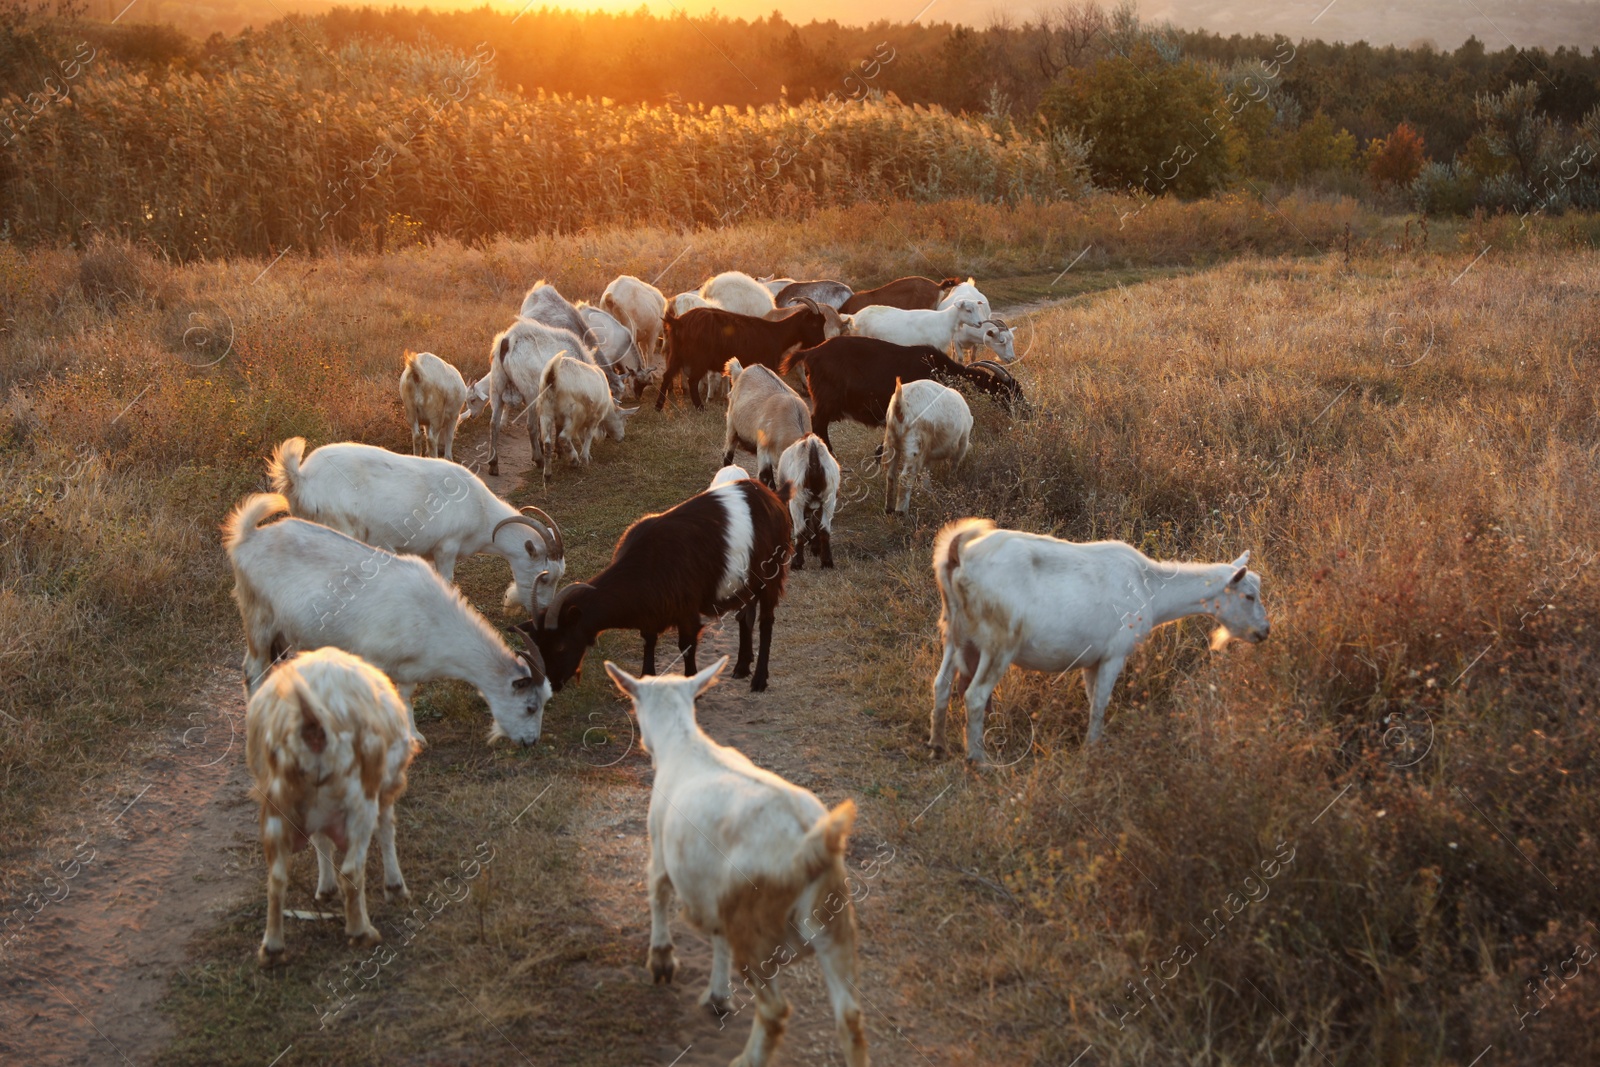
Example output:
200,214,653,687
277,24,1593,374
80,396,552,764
225,493,551,746
776,434,839,570
849,299,985,352
883,378,971,515
954,319,1017,363
518,280,593,348
599,273,668,370
701,270,777,317
247,647,417,967
708,464,751,488
577,302,647,398
723,364,811,488
462,317,588,474
937,278,992,323
268,437,565,616
605,657,867,1067
398,351,467,460
931,519,1271,761
535,354,638,480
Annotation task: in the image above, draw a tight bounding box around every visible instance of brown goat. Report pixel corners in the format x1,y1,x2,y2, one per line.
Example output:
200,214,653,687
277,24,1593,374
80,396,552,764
838,275,961,315
656,302,835,411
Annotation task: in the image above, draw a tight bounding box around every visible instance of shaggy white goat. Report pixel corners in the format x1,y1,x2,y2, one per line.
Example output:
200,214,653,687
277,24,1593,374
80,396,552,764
776,434,839,570
883,378,971,515
722,364,811,488
848,299,985,352
398,350,467,460
605,657,867,1067
225,494,550,746
268,437,565,615
700,270,777,317
931,518,1271,761
535,354,637,480
247,647,417,967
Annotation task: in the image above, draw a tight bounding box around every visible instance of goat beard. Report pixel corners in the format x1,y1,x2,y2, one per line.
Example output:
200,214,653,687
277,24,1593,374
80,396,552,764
1209,626,1233,652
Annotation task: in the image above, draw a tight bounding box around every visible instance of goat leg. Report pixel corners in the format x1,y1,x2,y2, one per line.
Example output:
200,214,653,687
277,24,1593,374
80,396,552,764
732,601,756,679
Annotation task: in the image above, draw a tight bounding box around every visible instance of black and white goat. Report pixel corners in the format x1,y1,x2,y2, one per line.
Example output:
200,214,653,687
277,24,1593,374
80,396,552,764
776,434,839,570
521,480,792,693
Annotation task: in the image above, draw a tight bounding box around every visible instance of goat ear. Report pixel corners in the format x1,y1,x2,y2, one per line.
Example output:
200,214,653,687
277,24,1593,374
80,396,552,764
524,539,537,558
1230,550,1250,569
604,661,640,699
692,656,729,695
1229,567,1248,586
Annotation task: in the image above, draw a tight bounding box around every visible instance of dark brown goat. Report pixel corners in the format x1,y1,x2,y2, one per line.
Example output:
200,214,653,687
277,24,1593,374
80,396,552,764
838,276,961,315
656,303,832,410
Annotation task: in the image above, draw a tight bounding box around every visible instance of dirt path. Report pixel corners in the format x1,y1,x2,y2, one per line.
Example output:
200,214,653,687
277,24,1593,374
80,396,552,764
0,670,255,1066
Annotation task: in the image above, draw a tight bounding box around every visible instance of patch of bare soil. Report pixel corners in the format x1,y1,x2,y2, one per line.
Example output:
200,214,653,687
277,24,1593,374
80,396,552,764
0,670,256,1066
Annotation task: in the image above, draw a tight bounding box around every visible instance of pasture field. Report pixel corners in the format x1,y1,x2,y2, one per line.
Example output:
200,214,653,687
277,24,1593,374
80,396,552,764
2,208,1598,1065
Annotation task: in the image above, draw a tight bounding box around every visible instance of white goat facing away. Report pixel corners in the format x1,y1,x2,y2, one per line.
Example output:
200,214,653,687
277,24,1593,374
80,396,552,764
398,351,467,460
883,378,971,515
225,493,551,746
536,354,638,480
777,434,839,570
461,317,588,474
671,291,712,316
700,270,777,317
605,657,868,1067
598,273,668,370
937,278,991,323
848,299,985,353
247,647,417,967
931,519,1271,762
268,437,565,616
954,319,1017,363
723,363,811,488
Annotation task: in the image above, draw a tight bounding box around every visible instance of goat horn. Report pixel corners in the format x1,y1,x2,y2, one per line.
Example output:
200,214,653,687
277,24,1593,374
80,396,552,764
521,505,564,558
540,581,592,631
491,512,557,559
516,643,546,683
989,317,1009,330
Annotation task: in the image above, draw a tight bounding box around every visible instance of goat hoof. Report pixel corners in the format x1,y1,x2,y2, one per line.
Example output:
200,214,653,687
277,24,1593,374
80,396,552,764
649,945,678,984
821,559,835,569
749,676,768,693
385,882,410,903
315,887,338,904
699,988,732,1016
347,927,383,950
731,663,751,679
927,742,946,758
257,944,287,969
488,462,499,476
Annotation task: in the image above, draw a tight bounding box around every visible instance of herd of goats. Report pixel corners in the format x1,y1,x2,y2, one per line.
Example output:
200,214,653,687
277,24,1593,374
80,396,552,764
223,269,1271,1067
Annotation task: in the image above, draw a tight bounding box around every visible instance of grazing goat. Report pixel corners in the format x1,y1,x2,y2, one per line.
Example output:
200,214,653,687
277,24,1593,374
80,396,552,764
605,657,867,1067
398,351,467,460
703,357,741,403
709,464,750,488
884,379,971,515
519,280,595,350
783,336,1024,449
701,270,777,317
849,300,985,353
775,279,853,310
600,273,668,366
656,302,836,410
937,278,992,323
577,303,647,400
521,479,791,692
931,520,1271,761
954,319,1017,363
247,647,417,967
536,354,638,480
671,291,712,316
462,317,589,473
269,437,566,616
723,364,811,488
776,434,838,570
838,275,960,315
225,494,550,746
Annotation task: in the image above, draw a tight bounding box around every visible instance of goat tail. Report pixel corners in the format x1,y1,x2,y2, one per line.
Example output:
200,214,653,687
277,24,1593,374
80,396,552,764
779,347,809,376
932,517,996,605
792,799,856,887
267,437,306,505
224,493,290,553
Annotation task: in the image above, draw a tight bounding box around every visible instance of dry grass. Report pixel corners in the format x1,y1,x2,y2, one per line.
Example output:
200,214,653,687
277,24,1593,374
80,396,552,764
2,210,1597,1064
